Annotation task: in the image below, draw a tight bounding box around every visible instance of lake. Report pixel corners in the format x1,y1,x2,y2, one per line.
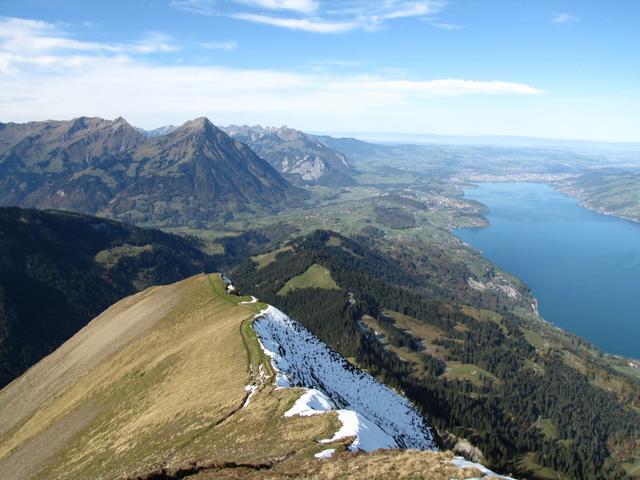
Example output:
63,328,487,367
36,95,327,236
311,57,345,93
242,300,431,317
455,182,640,359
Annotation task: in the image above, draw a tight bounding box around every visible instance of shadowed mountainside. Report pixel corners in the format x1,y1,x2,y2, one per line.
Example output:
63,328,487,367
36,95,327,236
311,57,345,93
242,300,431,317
0,207,217,388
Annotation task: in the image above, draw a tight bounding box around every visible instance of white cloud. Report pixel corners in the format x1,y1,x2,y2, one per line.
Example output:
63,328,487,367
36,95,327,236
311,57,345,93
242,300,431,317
235,0,318,13
231,13,356,33
171,0,450,33
552,13,580,24
200,40,239,50
332,79,545,96
304,58,370,71
0,48,544,131
131,32,179,53
428,21,463,30
0,17,178,73
0,60,544,130
171,0,320,16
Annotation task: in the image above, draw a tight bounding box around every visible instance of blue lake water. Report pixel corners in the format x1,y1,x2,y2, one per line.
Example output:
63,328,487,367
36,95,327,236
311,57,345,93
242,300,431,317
454,182,640,358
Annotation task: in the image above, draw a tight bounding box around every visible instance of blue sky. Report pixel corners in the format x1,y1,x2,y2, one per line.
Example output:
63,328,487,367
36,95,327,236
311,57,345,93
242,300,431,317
0,0,638,141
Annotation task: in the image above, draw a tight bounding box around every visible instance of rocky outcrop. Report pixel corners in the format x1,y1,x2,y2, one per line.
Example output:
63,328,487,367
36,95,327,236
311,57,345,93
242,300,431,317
223,125,356,186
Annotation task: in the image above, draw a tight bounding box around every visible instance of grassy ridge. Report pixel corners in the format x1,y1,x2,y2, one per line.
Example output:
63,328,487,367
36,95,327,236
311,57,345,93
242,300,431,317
0,274,339,479
0,272,503,480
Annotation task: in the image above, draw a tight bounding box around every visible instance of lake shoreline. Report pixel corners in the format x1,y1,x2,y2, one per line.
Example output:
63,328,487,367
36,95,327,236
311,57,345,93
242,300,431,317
553,184,640,225
456,173,640,226
455,182,640,360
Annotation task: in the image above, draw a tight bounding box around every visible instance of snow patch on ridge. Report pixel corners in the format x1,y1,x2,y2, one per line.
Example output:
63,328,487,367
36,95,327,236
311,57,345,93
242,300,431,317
284,389,397,451
252,305,437,452
243,384,257,408
284,389,333,417
314,448,335,459
320,410,397,452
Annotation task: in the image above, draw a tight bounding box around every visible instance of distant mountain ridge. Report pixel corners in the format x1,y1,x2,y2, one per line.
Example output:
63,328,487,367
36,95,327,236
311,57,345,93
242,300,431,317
0,117,304,226
314,131,640,152
223,124,356,186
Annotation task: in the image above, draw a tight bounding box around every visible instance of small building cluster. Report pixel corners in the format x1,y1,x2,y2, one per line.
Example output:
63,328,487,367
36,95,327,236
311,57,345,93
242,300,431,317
220,273,240,296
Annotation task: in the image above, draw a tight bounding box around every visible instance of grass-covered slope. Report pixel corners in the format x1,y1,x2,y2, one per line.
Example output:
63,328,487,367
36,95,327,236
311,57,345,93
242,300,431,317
0,274,501,480
277,263,339,295
192,450,502,480
233,230,640,479
0,207,216,388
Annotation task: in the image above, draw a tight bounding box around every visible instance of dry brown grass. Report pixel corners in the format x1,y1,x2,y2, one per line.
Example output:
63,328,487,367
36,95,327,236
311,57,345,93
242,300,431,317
194,450,499,479
0,280,185,443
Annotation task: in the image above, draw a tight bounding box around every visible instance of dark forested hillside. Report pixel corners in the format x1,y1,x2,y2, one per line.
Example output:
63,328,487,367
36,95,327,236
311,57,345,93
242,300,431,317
0,207,217,387
233,230,640,479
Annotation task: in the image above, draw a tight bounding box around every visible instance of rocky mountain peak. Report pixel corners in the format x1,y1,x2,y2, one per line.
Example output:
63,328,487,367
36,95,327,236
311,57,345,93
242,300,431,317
178,116,216,133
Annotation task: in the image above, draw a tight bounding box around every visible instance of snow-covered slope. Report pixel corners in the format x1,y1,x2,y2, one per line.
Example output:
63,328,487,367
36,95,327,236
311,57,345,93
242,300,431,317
252,305,437,452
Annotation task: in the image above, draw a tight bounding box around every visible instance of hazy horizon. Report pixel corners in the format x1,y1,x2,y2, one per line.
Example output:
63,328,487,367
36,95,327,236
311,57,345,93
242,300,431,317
1,1,639,142
5,113,640,150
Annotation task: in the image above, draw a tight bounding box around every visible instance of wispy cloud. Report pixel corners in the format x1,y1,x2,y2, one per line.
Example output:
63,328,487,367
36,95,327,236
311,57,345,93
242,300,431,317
552,13,580,24
231,13,355,33
304,58,371,71
428,21,463,30
333,78,545,96
235,0,319,13
169,0,217,16
200,40,239,50
133,32,179,53
0,17,177,73
171,0,451,33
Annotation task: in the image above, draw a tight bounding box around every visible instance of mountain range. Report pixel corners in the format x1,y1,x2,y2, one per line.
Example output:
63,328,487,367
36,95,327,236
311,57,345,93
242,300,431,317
0,117,304,226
